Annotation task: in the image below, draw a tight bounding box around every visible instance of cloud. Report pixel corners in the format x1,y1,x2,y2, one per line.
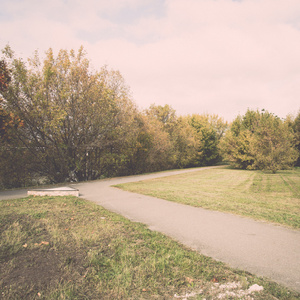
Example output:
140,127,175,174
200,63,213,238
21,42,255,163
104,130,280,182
1,0,300,121
118,0,300,119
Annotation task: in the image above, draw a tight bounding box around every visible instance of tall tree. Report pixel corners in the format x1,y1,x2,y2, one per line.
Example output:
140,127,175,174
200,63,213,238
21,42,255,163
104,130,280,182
187,114,227,166
171,116,199,168
0,59,10,91
0,58,28,188
249,112,298,173
126,112,173,174
220,109,298,173
219,129,255,169
0,59,22,142
1,46,137,184
286,111,300,167
145,104,198,169
293,112,300,166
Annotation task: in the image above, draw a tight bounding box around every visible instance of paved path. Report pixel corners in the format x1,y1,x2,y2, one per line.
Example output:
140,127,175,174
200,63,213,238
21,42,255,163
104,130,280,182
1,166,300,292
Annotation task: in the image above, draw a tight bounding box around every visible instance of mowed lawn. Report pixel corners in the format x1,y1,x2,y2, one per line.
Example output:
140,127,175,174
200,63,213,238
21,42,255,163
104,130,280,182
116,167,300,229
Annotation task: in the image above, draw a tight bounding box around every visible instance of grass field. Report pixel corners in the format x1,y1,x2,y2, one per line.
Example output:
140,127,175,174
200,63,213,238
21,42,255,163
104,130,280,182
1,196,299,299
116,167,300,229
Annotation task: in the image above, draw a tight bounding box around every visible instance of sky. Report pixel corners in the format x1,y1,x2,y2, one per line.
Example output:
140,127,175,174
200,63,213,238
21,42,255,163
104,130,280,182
0,0,300,122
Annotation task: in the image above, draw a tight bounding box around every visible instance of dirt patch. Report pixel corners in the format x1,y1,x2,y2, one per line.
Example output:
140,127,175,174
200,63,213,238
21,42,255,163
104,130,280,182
0,248,62,298
0,212,88,299
0,246,88,299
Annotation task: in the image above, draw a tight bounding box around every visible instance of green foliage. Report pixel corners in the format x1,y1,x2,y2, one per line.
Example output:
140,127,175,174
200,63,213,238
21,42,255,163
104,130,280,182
289,111,300,166
0,59,11,92
220,109,299,173
249,112,298,173
146,103,177,125
220,130,255,169
0,46,137,185
0,100,23,143
171,116,199,168
0,47,202,187
2,45,298,188
0,59,23,143
127,111,174,173
1,44,225,188
187,114,228,166
144,105,199,169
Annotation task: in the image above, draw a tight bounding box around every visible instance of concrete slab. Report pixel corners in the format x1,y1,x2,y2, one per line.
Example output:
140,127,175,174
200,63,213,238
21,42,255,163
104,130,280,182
27,186,79,197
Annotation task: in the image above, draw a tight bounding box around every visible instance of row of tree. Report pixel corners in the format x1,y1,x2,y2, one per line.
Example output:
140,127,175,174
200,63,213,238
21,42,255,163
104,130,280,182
0,46,299,188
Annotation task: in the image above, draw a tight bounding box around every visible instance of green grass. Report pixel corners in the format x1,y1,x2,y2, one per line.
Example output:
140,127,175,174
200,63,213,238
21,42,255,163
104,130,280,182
115,167,300,229
1,196,299,299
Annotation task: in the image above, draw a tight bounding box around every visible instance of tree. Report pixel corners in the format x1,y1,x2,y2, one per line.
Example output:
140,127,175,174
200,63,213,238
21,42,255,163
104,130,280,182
187,114,227,166
219,129,255,169
220,109,298,173
249,111,298,173
126,112,173,174
171,116,198,168
0,58,27,188
289,111,300,167
219,110,258,169
146,104,177,126
0,59,23,142
145,104,198,169
0,46,137,185
0,59,11,91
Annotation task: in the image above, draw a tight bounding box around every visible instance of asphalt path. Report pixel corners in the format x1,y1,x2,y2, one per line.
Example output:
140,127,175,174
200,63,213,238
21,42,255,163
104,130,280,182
1,166,300,292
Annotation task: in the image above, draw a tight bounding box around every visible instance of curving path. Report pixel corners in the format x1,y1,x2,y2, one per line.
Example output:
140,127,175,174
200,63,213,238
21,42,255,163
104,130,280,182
1,166,300,292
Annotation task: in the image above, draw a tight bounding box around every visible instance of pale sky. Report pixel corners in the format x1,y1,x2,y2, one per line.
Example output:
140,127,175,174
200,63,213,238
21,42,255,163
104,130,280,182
1,0,300,121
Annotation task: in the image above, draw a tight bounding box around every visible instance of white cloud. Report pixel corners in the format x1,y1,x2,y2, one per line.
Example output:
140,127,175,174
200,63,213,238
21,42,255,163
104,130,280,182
1,0,300,121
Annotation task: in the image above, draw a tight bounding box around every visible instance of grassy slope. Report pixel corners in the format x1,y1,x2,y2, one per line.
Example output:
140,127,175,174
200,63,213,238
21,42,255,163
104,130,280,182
1,196,299,299
116,167,300,229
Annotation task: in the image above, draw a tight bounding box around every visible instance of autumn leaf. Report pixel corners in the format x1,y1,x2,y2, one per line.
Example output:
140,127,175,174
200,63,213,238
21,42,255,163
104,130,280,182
185,276,194,284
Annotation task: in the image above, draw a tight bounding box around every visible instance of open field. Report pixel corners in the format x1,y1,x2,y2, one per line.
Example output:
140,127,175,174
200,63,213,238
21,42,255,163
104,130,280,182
1,196,299,299
116,167,300,229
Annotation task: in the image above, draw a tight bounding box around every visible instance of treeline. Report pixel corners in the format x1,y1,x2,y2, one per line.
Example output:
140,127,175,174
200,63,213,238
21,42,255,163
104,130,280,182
0,47,299,189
